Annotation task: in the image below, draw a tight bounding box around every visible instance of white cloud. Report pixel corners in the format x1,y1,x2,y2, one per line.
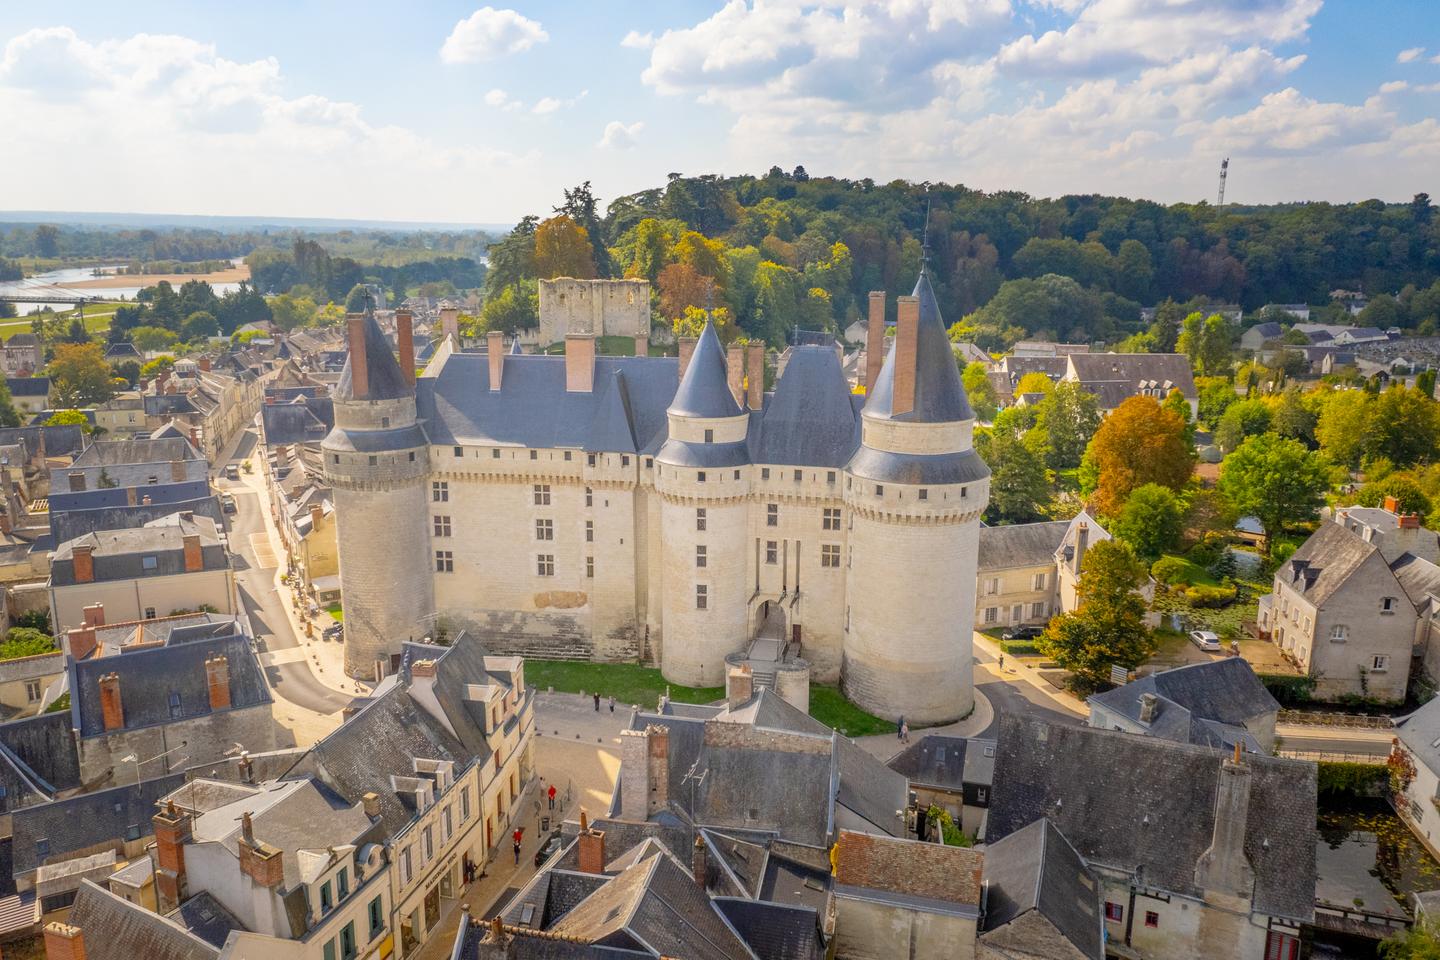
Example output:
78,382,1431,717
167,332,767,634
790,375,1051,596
1189,88,1393,154
1417,82,1440,94
620,30,654,50
440,6,547,64
532,90,587,115
483,87,523,111
597,120,643,149
1379,80,1408,94
1397,47,1425,63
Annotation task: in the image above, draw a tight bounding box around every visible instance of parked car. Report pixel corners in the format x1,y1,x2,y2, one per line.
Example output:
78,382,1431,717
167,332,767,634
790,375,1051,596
224,464,240,481
322,623,343,641
220,493,236,514
534,830,564,868
1001,624,1044,641
1189,629,1222,653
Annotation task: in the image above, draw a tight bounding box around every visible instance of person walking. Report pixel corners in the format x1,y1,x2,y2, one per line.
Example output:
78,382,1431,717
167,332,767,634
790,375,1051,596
897,716,905,742
513,839,521,865
608,695,615,714
548,784,557,810
593,692,600,711
900,719,910,744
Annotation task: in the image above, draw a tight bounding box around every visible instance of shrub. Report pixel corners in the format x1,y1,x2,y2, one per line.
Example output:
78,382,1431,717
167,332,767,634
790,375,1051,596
1272,541,1298,563
1316,761,1388,797
45,692,70,714
1151,556,1191,585
1185,583,1237,608
0,627,57,660
1260,673,1316,705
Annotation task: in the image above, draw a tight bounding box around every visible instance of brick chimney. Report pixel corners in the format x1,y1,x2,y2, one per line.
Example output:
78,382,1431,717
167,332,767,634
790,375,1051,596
441,307,460,342
396,310,416,386
170,459,186,482
43,921,87,960
566,334,596,393
577,810,606,874
487,332,504,392
727,344,744,407
1139,692,1159,724
72,544,95,583
726,664,754,708
1384,495,1400,514
892,295,920,416
692,834,707,888
152,800,192,912
635,334,648,357
182,534,203,572
309,504,324,531
238,812,285,889
206,654,231,710
1195,743,1256,902
347,314,370,400
866,291,886,394
68,471,86,492
411,659,437,678
98,673,124,731
83,602,105,627
66,626,97,661
198,356,211,372
746,342,765,411
678,337,698,380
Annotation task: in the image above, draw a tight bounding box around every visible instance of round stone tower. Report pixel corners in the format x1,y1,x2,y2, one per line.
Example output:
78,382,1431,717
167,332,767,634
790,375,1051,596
654,321,752,687
841,268,990,724
322,310,435,678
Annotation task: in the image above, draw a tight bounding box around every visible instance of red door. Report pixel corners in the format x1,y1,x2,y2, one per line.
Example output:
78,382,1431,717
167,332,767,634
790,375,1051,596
1265,931,1299,960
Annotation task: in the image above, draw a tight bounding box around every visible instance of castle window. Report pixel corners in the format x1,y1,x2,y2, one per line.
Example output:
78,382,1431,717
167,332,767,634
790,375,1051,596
696,509,706,531
696,584,708,610
368,456,377,466
762,468,770,481
766,541,778,564
536,555,555,577
697,471,706,483
919,488,928,500
704,429,714,443
646,458,653,469
435,551,454,573
827,471,836,483
432,482,448,502
1382,597,1397,613
961,486,968,498
767,503,779,526
533,485,551,506
875,484,884,496
333,455,339,464
536,519,553,541
588,454,596,467
696,545,707,568
585,521,593,543
492,449,500,459
586,487,593,507
409,452,415,462
586,556,594,579
622,455,630,466
454,446,463,457
433,516,452,537
734,470,740,480
564,451,572,461
530,450,538,460
793,470,802,482
823,508,841,531
381,418,390,428
821,544,841,568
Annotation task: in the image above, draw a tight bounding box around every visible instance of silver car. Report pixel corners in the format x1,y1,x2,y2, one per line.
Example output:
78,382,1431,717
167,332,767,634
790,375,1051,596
1188,629,1222,653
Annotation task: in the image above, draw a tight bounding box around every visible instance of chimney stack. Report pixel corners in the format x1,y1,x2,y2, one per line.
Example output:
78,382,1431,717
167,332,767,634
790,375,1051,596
577,809,607,874
346,315,370,399
396,310,416,386
1138,692,1158,724
182,534,203,573
746,342,765,411
1074,522,1090,576
152,800,193,912
678,337,698,380
99,673,124,732
362,792,381,818
566,334,596,393
693,834,708,888
43,922,87,960
1195,744,1256,901
727,664,754,708
727,344,744,406
1384,495,1400,514
170,459,186,482
866,291,886,394
487,332,504,391
238,753,254,783
66,625,98,661
72,544,95,583
892,295,920,416
83,602,105,627
635,334,648,357
441,307,460,343
309,504,324,531
206,654,231,710
68,471,86,492
198,356,211,372
238,812,284,889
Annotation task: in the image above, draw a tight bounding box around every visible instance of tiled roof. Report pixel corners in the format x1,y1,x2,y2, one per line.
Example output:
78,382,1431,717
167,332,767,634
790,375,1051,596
981,818,1104,959
979,520,1069,571
68,880,219,960
669,322,742,420
833,829,983,907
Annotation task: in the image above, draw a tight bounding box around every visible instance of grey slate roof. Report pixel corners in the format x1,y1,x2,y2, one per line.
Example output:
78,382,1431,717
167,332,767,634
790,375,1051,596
714,897,824,960
886,735,995,790
72,437,201,468
51,517,229,586
1282,521,1386,607
989,714,1316,922
1088,658,1278,730
69,880,219,960
166,891,245,949
1392,552,1440,608
863,268,974,424
0,711,82,813
998,355,1069,380
12,773,187,877
669,322,742,420
260,396,334,445
336,309,412,401
0,424,85,458
981,819,1104,959
70,626,269,738
1066,352,1196,399
844,443,990,487
979,520,1070,571
6,376,49,397
747,346,860,468
1395,695,1440,774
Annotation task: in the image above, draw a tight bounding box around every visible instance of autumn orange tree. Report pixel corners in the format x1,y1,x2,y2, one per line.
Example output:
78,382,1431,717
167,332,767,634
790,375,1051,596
533,215,596,280
1082,394,1194,517
657,262,715,320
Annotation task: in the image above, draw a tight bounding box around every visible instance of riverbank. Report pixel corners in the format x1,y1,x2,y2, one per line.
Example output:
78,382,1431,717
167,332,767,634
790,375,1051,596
64,263,249,288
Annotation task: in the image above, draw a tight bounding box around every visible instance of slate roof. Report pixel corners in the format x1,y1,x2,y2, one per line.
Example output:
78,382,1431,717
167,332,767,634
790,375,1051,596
1088,658,1278,730
1395,694,1440,774
979,520,1070,571
1066,353,1197,399
72,437,202,468
12,773,186,876
714,898,824,960
886,735,995,790
998,355,1069,381
0,711,82,813
1282,521,1386,607
70,626,269,738
989,714,1316,922
670,322,742,420
260,396,334,445
981,819,1104,959
51,516,228,586
166,891,245,949
70,880,219,960
336,309,411,401
1392,553,1440,608
0,424,85,458
7,376,49,397
863,268,974,424
1245,321,1284,341
746,346,862,467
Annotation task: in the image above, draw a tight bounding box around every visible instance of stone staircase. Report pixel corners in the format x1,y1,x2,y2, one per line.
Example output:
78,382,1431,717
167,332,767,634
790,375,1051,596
750,667,777,691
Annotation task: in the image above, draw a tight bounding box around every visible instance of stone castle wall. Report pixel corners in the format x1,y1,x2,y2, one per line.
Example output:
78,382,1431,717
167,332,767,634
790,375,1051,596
538,279,650,346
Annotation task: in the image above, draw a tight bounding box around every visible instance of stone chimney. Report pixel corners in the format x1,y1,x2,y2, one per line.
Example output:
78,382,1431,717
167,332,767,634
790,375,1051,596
68,471,86,492
347,314,370,399
746,342,765,411
309,504,324,532
1195,743,1256,903
692,834,707,888
238,753,254,783
727,344,744,407
441,307,460,342
99,673,124,731
170,459,186,483
678,337,698,380
892,295,920,416
577,810,606,874
362,792,381,818
66,625,97,661
43,921,87,960
396,310,416,386
238,812,285,889
566,334,596,393
487,332,504,391
411,659,436,678
726,664,754,708
635,333,648,357
619,725,671,820
1073,522,1090,576
182,534,203,573
72,544,95,583
152,800,192,912
866,291,886,393
206,655,231,710
1138,692,1159,724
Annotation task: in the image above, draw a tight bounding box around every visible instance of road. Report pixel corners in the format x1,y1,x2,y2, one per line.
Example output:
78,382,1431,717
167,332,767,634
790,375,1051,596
219,429,354,716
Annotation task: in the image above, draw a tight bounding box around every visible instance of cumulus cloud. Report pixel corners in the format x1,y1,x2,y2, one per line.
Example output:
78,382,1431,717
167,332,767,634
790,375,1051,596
597,120,643,149
1379,80,1409,94
532,90,587,115
440,6,547,64
620,30,654,49
483,87,522,111
1397,47,1425,63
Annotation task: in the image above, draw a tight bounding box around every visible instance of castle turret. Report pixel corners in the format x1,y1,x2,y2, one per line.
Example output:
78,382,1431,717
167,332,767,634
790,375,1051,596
841,268,989,724
653,321,752,686
322,310,434,678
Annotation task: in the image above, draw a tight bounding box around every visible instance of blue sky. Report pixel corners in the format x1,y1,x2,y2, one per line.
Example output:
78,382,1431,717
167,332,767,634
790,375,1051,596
0,1,1436,223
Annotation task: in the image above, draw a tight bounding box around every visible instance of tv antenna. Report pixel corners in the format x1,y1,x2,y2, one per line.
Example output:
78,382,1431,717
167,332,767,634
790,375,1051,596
1217,158,1229,207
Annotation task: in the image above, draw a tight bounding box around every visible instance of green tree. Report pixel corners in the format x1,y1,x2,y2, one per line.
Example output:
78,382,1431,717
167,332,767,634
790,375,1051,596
1219,434,1331,551
967,274,1107,347
1177,312,1234,376
269,293,318,331
1162,388,1196,445
45,409,92,432
1149,299,1185,352
1113,483,1185,560
1315,389,1373,468
344,284,372,312
47,342,114,406
140,356,175,379
974,427,1050,524
1369,386,1440,467
1115,239,1154,303
181,310,220,341
34,224,60,258
479,281,539,333
1214,398,1272,453
962,361,998,421
1196,376,1238,427
130,325,179,352
0,379,20,428
1033,380,1101,470
1355,474,1432,516
1039,539,1155,687
1380,918,1440,959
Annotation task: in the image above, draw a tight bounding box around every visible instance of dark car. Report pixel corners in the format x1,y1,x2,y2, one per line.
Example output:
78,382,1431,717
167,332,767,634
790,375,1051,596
322,623,344,642
1001,624,1044,641
534,830,564,868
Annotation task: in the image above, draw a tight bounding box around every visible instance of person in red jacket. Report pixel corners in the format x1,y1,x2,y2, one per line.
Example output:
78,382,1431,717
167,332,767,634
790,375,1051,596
547,784,557,810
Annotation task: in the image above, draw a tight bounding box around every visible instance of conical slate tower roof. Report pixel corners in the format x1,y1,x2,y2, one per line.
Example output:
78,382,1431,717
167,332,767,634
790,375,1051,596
336,310,412,401
864,267,973,423
668,321,742,419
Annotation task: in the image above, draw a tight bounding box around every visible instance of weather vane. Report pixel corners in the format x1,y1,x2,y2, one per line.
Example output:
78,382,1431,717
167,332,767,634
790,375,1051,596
921,196,932,270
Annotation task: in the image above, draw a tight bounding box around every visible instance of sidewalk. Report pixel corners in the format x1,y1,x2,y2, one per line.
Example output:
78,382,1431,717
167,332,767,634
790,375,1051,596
972,631,1089,716
851,687,996,762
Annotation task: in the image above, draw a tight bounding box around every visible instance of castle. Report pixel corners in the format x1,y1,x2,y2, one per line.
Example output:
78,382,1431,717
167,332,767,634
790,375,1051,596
322,269,989,723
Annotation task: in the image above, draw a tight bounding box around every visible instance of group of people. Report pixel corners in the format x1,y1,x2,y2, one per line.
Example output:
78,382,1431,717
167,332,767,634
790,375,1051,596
592,692,615,713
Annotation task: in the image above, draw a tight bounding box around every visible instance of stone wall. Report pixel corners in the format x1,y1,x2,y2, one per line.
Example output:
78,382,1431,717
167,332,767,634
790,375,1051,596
832,897,978,960
538,279,650,346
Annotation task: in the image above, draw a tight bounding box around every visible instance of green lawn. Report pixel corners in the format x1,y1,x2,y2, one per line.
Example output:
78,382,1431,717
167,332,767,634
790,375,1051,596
540,335,666,357
809,685,896,737
1155,554,1221,587
0,303,125,338
325,603,343,622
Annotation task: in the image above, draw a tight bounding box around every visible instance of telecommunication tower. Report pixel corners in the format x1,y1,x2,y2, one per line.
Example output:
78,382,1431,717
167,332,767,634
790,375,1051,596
1217,158,1229,206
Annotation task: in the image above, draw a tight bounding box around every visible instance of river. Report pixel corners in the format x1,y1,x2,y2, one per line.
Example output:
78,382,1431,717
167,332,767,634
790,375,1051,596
0,263,243,314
